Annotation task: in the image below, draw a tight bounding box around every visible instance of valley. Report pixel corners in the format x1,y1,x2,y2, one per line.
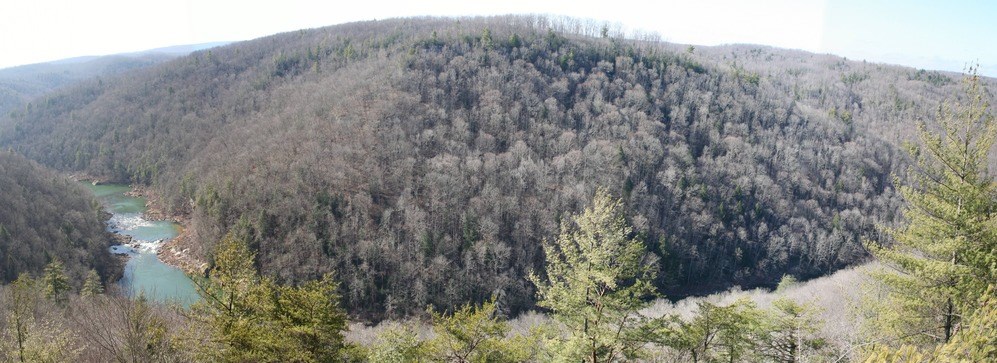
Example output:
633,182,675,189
0,15,994,362
0,16,944,318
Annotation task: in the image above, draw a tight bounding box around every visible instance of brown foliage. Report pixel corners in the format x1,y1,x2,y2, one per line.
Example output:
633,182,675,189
3,16,986,320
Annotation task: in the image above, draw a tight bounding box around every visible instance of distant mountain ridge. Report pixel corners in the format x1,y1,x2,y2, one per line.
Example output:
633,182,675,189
2,41,233,69
1,16,992,320
0,41,231,117
130,41,234,57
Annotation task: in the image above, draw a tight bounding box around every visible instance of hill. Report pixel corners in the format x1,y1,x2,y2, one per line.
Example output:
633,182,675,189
0,151,118,286
0,42,230,117
1,16,989,319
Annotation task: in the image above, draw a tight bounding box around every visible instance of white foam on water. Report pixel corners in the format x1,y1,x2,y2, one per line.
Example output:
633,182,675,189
106,213,168,254
132,239,163,253
109,238,165,254
108,213,154,233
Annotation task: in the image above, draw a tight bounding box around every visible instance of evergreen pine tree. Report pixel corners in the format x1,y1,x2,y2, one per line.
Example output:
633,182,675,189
42,258,70,305
659,299,763,363
81,269,103,297
866,70,997,344
759,298,833,362
425,299,528,362
863,285,997,362
190,228,350,362
530,189,657,362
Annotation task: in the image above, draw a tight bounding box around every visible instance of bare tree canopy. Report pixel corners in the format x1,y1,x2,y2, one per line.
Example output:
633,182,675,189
1,15,990,320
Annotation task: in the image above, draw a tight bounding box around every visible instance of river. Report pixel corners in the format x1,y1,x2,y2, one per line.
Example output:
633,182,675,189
85,183,200,307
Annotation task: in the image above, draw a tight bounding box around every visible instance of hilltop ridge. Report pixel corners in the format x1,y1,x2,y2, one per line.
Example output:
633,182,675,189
1,16,988,319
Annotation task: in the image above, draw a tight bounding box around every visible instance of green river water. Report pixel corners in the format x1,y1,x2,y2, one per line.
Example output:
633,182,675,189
85,183,200,307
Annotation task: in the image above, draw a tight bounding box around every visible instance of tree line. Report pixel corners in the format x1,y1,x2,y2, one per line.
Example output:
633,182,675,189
3,111,993,360
0,52,177,119
0,16,992,321
1,70,994,359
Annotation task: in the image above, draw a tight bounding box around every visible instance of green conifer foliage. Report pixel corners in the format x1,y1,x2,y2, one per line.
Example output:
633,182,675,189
190,229,349,362
759,298,833,362
81,269,103,297
530,189,657,362
863,285,997,362
425,299,531,362
660,299,763,363
866,71,997,344
42,259,70,305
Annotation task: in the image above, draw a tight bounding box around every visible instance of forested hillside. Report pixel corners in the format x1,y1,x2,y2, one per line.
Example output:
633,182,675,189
0,42,229,118
0,151,117,286
1,16,990,319
0,54,171,117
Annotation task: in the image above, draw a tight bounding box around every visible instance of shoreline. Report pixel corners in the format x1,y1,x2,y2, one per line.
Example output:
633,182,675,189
124,185,210,276
76,173,209,276
158,229,210,276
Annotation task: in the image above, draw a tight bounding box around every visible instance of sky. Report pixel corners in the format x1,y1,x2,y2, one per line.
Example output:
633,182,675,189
1,0,995,76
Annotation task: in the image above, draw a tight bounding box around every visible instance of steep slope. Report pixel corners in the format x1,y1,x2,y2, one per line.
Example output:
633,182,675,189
0,16,982,319
0,151,118,286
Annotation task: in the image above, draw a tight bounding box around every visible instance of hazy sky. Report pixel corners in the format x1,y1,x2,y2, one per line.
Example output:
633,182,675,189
1,0,995,76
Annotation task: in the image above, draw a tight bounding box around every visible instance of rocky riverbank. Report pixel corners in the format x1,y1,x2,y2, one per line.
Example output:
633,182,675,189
77,175,209,276
158,230,209,275
83,181,202,304
121,185,209,275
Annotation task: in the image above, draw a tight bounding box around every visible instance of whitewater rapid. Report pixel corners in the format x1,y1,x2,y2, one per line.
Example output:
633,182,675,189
108,213,165,254
86,182,200,306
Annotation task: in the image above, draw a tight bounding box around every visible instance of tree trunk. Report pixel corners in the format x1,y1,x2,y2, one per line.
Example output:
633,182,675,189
944,296,954,343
